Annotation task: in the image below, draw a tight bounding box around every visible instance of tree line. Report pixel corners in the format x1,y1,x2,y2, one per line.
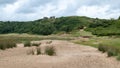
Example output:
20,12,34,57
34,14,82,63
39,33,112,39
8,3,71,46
0,16,120,36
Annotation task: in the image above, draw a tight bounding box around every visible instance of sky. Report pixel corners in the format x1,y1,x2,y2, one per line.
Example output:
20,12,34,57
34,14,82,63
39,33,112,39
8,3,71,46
0,0,120,21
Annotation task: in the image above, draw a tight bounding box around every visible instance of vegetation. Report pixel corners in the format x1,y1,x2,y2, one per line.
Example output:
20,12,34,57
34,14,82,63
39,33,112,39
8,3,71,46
107,49,118,57
0,16,93,35
0,16,120,36
32,43,41,47
98,44,119,57
24,41,31,47
117,54,120,61
1,16,120,59
27,46,56,56
86,19,120,36
0,40,16,50
45,46,56,56
36,47,41,55
98,44,107,53
27,44,41,55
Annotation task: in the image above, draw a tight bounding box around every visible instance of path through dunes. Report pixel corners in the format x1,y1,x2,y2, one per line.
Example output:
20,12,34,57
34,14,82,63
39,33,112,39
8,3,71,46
0,40,120,68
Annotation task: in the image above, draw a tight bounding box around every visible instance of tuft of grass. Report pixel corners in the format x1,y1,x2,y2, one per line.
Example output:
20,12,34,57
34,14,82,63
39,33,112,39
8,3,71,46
36,47,41,55
107,49,114,57
70,30,93,37
98,44,119,57
107,49,118,57
24,41,31,47
117,54,120,61
98,44,108,53
0,44,6,50
45,46,56,56
27,47,41,55
0,40,16,50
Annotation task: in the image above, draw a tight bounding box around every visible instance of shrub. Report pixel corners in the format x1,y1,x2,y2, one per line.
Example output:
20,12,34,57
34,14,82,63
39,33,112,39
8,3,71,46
27,47,41,55
36,47,41,55
0,44,6,50
45,46,56,56
7,42,16,48
0,41,16,50
117,54,120,61
24,41,31,47
98,44,107,53
107,49,118,57
98,44,120,58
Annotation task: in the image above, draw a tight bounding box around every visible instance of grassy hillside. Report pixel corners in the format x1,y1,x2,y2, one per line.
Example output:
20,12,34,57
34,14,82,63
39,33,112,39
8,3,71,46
0,16,94,35
0,16,120,36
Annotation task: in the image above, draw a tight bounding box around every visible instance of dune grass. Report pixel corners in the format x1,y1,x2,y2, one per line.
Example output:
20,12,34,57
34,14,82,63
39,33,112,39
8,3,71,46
24,41,31,47
1,33,120,60
0,33,73,42
45,46,56,56
71,30,120,60
0,33,72,50
36,47,41,55
70,30,93,37
74,36,120,60
0,39,16,50
27,47,41,55
117,54,120,61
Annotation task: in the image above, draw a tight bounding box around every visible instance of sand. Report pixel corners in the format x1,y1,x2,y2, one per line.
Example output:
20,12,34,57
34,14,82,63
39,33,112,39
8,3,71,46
0,40,120,68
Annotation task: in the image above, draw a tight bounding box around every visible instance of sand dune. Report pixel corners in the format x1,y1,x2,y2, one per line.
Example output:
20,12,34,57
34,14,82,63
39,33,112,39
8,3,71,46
0,40,120,68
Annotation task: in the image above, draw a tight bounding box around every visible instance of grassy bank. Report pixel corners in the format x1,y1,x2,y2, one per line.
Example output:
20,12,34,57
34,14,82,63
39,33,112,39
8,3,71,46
0,33,73,50
0,39,16,50
0,33,73,42
73,36,120,60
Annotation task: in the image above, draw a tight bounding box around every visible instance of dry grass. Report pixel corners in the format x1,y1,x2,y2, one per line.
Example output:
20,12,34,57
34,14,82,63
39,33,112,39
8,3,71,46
45,46,56,56
27,47,41,55
0,40,16,50
24,41,31,47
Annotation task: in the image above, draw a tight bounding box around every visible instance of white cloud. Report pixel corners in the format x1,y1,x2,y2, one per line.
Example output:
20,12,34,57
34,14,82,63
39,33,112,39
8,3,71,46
0,0,120,21
76,5,120,19
0,0,28,21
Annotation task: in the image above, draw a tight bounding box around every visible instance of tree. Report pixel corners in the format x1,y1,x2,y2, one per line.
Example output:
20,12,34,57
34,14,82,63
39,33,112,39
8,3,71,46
118,16,120,20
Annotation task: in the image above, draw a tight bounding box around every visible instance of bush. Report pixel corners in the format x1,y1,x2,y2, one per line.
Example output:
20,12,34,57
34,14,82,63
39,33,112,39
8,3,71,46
98,44,107,53
117,54,120,61
0,44,6,50
27,47,41,55
0,41,16,50
45,46,56,56
107,49,118,57
36,47,41,55
98,44,120,58
24,41,31,47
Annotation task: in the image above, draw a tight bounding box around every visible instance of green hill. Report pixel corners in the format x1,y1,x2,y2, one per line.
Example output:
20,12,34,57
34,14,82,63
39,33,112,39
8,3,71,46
0,16,120,36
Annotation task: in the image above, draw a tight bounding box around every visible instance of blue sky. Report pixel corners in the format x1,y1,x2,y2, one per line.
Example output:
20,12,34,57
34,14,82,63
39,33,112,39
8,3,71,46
0,0,120,21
